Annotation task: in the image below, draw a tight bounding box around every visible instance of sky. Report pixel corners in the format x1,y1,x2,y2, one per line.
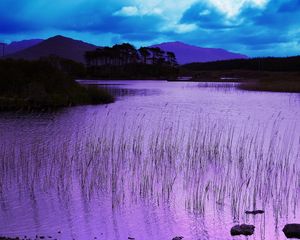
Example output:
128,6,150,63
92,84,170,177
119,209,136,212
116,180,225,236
0,0,299,57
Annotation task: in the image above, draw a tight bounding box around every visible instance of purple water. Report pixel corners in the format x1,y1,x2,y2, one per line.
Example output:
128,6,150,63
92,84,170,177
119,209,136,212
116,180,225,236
0,81,299,240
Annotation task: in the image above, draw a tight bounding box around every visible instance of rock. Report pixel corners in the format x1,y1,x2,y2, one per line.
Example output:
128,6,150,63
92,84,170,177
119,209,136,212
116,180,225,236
283,224,300,239
230,224,255,236
172,237,184,240
245,210,264,215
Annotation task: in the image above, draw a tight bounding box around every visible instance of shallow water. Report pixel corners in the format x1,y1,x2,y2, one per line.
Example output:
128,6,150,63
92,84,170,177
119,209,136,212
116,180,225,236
0,80,299,240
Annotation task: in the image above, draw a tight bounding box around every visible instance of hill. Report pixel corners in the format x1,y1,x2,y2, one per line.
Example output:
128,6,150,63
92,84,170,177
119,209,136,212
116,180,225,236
150,41,248,64
2,39,43,56
4,35,97,63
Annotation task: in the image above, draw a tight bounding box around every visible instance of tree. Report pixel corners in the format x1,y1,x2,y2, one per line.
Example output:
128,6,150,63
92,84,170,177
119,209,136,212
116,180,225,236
112,44,124,65
138,47,151,64
0,43,5,57
85,44,177,68
166,51,178,67
84,51,93,66
119,43,139,64
148,47,167,65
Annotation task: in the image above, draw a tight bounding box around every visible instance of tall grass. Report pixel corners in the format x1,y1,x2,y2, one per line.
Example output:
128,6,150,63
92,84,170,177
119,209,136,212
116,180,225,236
0,111,299,226
239,80,300,93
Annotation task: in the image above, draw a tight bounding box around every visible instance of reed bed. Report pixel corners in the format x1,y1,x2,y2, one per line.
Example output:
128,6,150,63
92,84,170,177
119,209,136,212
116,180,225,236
0,109,299,226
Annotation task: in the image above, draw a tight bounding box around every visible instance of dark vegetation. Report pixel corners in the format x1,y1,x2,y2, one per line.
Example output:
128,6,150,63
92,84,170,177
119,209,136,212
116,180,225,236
0,57,114,110
0,42,178,111
181,56,300,93
86,63,178,79
183,56,300,72
1,37,299,99
85,43,179,79
244,80,299,93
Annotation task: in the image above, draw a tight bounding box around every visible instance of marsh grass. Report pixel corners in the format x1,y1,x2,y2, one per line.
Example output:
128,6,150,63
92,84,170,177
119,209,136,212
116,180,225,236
0,111,299,226
239,79,300,93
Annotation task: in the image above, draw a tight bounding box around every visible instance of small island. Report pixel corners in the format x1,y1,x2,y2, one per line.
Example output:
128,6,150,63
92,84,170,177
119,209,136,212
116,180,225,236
0,57,114,111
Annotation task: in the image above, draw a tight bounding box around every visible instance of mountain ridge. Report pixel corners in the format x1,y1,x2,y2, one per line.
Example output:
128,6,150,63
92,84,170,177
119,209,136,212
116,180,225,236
3,36,248,64
4,35,97,63
150,41,248,64
2,39,43,56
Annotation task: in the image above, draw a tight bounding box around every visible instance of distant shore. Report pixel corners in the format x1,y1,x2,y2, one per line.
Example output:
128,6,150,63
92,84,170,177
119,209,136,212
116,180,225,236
179,56,300,93
78,70,300,93
174,70,300,93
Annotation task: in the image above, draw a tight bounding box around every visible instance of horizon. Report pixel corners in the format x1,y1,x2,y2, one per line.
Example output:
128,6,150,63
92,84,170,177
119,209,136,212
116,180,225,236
2,34,300,59
1,0,299,58
2,35,248,54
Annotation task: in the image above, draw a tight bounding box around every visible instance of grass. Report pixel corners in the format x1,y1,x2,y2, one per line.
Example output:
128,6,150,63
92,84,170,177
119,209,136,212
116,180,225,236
178,70,300,93
0,110,299,226
237,71,300,93
239,80,300,93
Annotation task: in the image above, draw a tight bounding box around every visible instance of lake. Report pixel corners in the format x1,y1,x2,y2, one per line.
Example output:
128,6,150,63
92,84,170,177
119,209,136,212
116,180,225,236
0,80,299,240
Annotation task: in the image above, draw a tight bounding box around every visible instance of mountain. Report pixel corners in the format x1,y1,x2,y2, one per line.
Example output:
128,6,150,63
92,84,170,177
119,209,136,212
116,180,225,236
150,41,248,64
2,39,43,56
5,35,97,63
3,37,248,65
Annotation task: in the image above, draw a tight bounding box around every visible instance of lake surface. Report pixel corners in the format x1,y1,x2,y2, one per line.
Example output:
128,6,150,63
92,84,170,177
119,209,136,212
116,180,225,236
0,80,299,240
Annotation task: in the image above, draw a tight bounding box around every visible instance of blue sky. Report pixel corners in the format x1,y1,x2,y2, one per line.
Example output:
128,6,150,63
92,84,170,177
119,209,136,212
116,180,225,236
0,0,299,57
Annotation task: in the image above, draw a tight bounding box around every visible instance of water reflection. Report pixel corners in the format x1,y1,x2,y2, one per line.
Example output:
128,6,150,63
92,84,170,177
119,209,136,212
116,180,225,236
103,86,161,98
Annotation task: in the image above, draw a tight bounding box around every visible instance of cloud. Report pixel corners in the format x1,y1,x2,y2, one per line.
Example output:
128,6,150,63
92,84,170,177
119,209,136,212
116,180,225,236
114,6,139,16
173,23,198,33
180,2,240,29
0,0,299,57
207,0,269,17
176,0,300,56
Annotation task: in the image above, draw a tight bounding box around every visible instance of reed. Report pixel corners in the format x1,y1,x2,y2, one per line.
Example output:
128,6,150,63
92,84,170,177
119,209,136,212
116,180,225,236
0,110,299,226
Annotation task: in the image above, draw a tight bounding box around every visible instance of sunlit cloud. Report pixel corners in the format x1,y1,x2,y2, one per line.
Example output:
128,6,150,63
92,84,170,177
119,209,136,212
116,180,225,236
114,6,139,16
163,23,198,34
175,23,198,33
208,0,269,17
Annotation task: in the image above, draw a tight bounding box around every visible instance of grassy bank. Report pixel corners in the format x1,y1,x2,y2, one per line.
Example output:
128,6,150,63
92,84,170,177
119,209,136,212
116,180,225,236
178,69,300,93
186,70,298,81
182,56,300,72
236,71,300,93
180,56,300,93
0,58,114,110
238,80,300,93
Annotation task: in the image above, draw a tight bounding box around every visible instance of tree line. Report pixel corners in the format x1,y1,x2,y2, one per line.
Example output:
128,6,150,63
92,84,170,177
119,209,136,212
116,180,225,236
85,43,177,67
183,56,300,72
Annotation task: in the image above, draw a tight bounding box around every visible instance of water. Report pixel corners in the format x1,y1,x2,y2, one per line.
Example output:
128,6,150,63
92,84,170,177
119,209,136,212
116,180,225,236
0,80,299,240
